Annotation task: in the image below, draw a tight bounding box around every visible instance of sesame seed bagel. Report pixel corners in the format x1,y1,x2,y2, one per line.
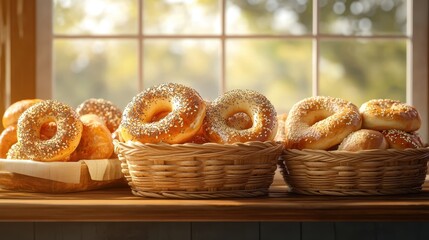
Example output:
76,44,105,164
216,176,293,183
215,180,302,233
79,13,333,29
359,99,421,132
76,98,122,133
2,122,60,159
17,100,83,162
381,129,423,150
6,143,28,160
285,96,362,150
203,89,278,144
120,83,207,144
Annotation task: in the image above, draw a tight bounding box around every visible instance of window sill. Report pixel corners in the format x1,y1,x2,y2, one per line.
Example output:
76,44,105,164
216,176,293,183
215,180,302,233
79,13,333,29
1,179,429,222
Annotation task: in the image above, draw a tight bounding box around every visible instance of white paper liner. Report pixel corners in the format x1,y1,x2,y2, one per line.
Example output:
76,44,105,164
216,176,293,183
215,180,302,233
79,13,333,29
81,159,123,181
0,158,123,184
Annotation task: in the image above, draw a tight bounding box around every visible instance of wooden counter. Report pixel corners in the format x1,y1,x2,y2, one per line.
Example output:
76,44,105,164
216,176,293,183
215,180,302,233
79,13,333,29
1,178,429,222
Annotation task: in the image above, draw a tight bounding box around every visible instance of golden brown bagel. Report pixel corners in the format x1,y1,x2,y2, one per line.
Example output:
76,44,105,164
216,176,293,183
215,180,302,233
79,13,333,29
360,99,421,132
2,99,43,128
120,83,206,144
285,96,362,150
203,89,278,144
76,98,122,133
0,126,17,158
338,129,388,151
70,114,113,161
381,129,423,150
17,100,83,162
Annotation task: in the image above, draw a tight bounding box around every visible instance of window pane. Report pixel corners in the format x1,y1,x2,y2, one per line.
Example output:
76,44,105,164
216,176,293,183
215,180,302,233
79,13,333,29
143,0,221,34
143,39,221,100
226,0,312,35
54,0,138,34
319,39,406,106
54,40,139,109
319,0,407,35
226,39,312,114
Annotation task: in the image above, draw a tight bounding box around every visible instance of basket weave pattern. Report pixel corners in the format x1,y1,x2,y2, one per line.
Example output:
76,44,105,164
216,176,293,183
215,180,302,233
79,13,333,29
279,148,429,196
115,141,283,198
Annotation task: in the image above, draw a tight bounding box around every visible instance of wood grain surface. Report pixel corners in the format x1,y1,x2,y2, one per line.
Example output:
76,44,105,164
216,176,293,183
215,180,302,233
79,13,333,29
0,179,428,222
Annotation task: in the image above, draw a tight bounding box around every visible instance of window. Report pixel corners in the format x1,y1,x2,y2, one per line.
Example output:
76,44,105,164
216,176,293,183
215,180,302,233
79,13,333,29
37,0,428,141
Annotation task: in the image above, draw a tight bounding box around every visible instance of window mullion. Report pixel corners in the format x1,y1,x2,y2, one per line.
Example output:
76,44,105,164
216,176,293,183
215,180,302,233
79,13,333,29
138,0,143,92
36,0,53,100
410,0,428,143
312,0,319,97
221,0,226,95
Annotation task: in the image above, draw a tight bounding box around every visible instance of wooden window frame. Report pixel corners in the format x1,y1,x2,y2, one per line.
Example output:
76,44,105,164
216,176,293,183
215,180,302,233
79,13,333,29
0,0,37,131
0,0,428,141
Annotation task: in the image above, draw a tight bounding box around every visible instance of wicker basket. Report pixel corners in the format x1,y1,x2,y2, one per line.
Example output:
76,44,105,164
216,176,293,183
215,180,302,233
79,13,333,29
279,148,429,196
114,140,283,199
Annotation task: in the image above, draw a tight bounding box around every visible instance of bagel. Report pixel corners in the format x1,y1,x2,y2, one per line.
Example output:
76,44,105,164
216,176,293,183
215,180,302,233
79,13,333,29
203,89,278,144
285,96,362,150
381,129,423,150
17,100,83,161
70,114,113,161
338,129,388,151
2,99,43,128
76,98,122,133
0,126,17,158
120,83,206,144
360,99,421,132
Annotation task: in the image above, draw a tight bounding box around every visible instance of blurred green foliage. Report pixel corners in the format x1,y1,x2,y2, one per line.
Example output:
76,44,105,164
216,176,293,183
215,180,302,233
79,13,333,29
53,0,407,113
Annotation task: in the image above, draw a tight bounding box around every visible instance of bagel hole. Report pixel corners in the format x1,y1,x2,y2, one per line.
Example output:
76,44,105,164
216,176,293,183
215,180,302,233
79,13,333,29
308,111,331,126
150,111,171,122
226,112,253,130
40,122,57,140
310,116,326,126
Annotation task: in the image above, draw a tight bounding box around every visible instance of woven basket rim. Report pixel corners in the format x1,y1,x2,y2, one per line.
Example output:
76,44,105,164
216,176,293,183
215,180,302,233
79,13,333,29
283,147,429,155
114,140,284,158
114,139,283,148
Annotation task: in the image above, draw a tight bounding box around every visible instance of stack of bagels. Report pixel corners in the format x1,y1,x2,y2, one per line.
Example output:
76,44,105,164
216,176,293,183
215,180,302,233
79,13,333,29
0,98,122,161
1,86,424,158
279,96,424,151
1,83,280,161
117,83,279,145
